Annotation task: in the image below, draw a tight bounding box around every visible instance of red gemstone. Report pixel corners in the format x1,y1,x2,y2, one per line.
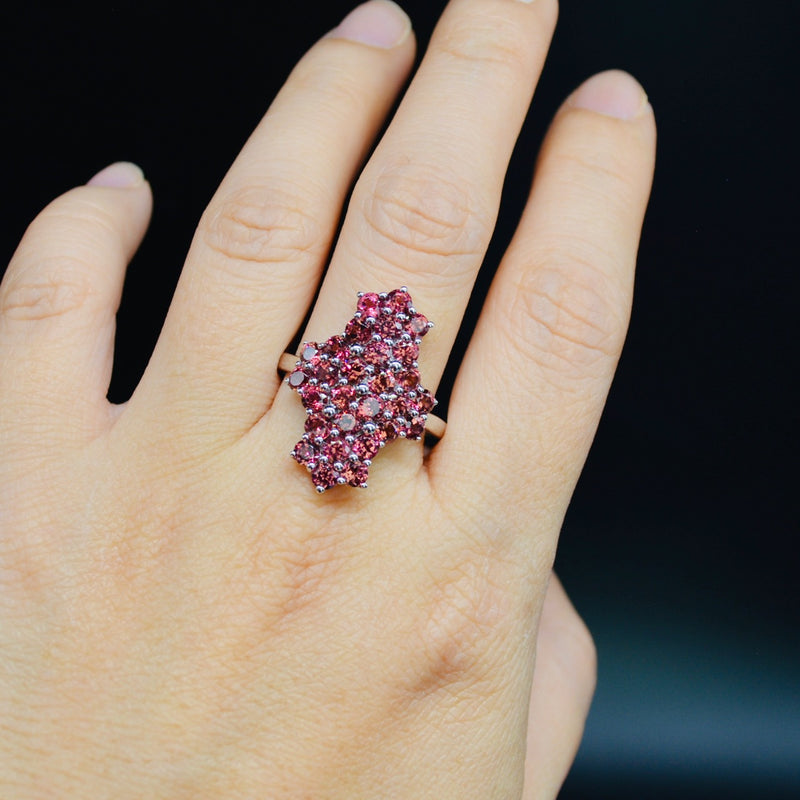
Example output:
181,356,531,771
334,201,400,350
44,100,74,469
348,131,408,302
371,372,395,393
332,385,356,407
416,390,434,413
395,339,419,365
357,293,381,318
300,388,325,414
407,416,425,439
409,314,429,336
312,461,338,490
352,436,380,460
363,340,391,366
305,417,329,440
357,396,382,419
386,288,411,313
289,290,435,491
293,441,315,464
395,371,418,391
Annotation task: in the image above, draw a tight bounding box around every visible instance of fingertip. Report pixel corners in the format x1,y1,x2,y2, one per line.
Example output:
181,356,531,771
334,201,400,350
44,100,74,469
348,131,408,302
566,69,651,121
326,0,413,49
86,161,146,189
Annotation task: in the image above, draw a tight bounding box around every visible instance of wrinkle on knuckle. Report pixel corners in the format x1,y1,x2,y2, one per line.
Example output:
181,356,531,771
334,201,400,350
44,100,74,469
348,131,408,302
399,547,520,706
505,259,627,384
1,259,98,322
199,186,325,277
245,515,350,629
357,163,489,284
549,144,637,202
436,13,532,81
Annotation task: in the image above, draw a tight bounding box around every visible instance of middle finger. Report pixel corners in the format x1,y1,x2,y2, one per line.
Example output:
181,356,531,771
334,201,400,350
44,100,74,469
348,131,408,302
299,0,558,391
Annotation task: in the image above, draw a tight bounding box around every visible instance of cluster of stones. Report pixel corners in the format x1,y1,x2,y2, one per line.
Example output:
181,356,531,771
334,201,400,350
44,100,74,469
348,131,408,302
288,288,436,493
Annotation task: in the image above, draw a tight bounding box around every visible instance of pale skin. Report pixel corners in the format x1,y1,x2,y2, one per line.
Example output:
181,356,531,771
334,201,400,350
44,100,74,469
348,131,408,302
0,0,656,797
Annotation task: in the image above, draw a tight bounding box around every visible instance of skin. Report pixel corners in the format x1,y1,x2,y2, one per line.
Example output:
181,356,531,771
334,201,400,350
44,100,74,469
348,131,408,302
0,0,656,797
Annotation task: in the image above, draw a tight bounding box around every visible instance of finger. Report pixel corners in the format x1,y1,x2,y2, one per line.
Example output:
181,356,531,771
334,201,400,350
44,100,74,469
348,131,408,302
434,71,657,528
522,574,596,800
133,1,416,441
296,0,559,392
0,163,152,442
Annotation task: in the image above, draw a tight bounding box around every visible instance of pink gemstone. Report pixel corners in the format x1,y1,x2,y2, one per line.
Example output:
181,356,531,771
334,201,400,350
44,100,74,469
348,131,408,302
332,385,356,407
363,340,391,366
302,345,318,361
288,370,306,387
313,360,338,384
409,314,429,336
371,372,395,393
395,371,418,391
357,396,381,419
346,362,367,383
416,390,434,413
293,441,315,463
395,339,419,365
407,416,425,439
312,461,338,491
386,288,411,313
345,319,370,343
357,292,381,318
300,388,325,413
338,413,357,432
305,417,329,440
352,436,380,460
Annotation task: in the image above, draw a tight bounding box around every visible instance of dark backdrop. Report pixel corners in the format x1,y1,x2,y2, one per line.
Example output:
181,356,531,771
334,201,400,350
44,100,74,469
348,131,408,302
2,2,798,797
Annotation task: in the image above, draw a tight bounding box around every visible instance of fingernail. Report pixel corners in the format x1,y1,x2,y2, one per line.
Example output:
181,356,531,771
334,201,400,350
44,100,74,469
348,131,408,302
86,161,145,188
569,70,649,120
329,0,411,49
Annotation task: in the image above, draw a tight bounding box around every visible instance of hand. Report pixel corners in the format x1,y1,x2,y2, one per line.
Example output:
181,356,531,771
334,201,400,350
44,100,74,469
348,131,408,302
0,0,655,797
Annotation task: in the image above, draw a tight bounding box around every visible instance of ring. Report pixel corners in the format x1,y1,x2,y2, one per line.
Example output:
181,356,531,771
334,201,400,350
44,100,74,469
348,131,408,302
279,288,446,493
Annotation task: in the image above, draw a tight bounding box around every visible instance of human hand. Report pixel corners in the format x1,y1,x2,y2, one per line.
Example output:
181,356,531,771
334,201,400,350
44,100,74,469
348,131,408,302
0,0,656,797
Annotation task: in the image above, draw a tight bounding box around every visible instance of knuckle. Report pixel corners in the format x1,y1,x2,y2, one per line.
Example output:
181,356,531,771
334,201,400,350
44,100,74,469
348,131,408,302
357,163,490,284
549,144,639,205
437,13,532,81
199,186,325,277
400,546,521,704
0,258,96,322
504,258,628,385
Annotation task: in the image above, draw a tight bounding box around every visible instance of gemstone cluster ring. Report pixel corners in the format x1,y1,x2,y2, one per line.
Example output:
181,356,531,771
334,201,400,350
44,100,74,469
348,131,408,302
279,288,445,493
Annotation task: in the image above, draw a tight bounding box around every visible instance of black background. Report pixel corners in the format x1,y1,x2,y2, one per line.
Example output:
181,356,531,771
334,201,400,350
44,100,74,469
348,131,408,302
2,1,798,797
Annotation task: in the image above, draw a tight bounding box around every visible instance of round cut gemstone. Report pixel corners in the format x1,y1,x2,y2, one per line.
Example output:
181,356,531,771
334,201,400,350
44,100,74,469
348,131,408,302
370,372,394,393
363,340,390,366
357,292,381,318
386,288,411,313
312,461,338,491
338,413,357,432
300,388,325,414
416,390,435,413
293,441,315,463
357,396,381,419
332,385,355,407
305,417,329,440
409,314,429,336
288,289,436,492
407,415,425,439
395,371,418,392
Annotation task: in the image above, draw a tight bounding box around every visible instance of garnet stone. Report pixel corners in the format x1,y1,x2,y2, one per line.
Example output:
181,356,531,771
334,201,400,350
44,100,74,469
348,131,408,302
289,288,435,492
